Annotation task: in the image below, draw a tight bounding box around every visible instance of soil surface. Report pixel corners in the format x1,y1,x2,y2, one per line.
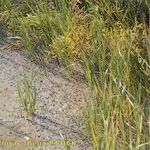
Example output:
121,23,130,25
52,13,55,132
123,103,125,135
0,41,93,150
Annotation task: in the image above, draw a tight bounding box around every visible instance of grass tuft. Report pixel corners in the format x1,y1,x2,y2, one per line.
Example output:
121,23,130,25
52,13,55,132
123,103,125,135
17,76,36,117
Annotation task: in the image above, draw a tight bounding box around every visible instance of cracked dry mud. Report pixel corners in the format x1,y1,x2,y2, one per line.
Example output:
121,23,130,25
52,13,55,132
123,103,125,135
0,43,93,150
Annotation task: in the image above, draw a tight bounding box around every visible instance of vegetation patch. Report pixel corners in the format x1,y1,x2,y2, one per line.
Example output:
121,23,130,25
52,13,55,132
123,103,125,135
0,0,150,149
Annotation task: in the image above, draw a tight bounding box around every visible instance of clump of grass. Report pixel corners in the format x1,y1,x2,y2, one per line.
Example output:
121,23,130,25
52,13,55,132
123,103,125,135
17,76,36,117
81,9,149,148
51,0,91,66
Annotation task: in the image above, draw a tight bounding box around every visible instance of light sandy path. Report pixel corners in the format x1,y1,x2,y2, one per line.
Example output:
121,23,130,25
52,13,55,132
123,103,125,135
0,44,92,150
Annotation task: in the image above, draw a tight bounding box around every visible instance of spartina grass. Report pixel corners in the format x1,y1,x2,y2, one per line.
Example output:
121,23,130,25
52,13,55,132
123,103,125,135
17,76,36,118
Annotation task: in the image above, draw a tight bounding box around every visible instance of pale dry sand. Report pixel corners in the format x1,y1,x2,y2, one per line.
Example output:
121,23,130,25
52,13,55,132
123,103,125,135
0,42,93,150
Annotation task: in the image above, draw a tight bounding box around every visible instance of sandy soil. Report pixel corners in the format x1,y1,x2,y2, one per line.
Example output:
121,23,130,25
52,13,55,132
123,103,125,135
0,42,93,150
